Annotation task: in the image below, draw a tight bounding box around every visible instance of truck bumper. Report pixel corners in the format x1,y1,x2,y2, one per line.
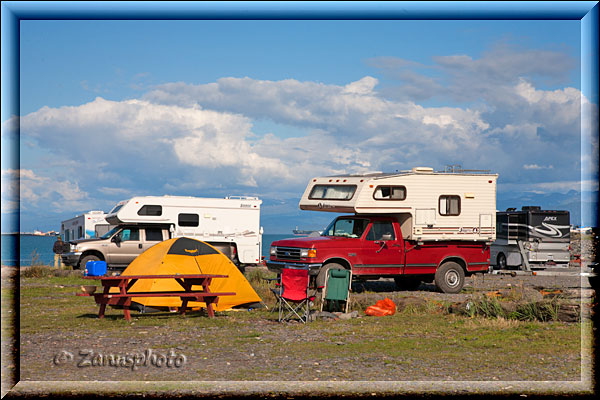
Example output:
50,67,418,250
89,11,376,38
265,260,322,275
61,252,81,266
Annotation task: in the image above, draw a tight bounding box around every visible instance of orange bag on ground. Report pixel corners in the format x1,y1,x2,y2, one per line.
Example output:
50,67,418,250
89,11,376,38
364,297,396,316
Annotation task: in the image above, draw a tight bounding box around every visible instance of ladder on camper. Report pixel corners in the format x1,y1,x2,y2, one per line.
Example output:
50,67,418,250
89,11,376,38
516,240,532,271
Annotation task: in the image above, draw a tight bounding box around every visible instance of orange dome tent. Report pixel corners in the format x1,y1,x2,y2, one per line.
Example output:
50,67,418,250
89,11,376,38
116,237,261,312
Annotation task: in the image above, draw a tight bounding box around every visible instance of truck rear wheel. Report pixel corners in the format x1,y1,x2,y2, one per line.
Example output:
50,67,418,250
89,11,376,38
434,262,465,294
79,254,100,270
394,277,421,291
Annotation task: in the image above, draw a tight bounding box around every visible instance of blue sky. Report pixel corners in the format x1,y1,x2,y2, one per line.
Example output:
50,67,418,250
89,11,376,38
2,11,598,233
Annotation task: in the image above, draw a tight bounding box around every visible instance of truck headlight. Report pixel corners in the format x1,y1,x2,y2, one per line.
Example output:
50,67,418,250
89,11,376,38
270,246,277,256
300,249,317,258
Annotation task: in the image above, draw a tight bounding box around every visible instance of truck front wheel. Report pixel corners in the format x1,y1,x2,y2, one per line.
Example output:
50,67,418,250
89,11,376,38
434,262,465,294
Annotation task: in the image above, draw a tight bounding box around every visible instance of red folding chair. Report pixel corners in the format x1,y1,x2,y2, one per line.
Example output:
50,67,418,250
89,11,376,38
272,266,317,323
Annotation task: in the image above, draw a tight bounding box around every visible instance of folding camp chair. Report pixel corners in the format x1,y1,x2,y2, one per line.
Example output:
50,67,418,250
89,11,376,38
320,268,352,313
272,266,317,323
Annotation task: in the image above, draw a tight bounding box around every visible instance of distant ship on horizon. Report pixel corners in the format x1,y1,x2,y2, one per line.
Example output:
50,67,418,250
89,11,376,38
292,226,322,236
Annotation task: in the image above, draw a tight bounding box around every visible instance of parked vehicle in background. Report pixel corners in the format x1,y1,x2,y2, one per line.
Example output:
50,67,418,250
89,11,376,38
58,195,263,271
490,206,570,270
267,166,497,293
60,211,114,241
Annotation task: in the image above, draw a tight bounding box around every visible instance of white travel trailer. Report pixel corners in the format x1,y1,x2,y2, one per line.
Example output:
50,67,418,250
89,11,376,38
105,195,263,266
60,211,113,241
298,167,497,243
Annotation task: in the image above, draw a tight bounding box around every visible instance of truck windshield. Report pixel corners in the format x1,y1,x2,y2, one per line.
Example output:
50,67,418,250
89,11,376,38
322,218,369,238
100,226,121,240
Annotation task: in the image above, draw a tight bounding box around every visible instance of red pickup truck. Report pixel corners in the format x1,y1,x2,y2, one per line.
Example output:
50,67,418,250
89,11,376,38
267,214,490,293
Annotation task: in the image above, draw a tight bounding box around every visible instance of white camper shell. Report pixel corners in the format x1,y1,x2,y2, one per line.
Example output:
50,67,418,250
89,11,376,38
299,167,497,242
60,211,113,241
105,195,263,265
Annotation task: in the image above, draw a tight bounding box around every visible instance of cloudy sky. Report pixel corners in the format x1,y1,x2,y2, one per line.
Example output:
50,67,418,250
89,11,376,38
1,16,598,233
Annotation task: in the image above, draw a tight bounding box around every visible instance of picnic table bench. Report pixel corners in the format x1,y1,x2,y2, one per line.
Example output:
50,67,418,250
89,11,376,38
77,274,235,321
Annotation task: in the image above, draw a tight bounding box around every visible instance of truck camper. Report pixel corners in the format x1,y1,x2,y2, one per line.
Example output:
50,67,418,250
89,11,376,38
59,195,263,270
267,167,497,293
60,211,114,241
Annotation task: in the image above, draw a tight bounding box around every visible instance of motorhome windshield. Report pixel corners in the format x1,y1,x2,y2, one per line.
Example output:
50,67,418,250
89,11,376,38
322,217,369,238
100,226,121,240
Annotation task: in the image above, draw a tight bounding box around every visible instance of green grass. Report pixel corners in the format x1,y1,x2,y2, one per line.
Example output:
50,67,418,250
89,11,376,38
15,274,585,381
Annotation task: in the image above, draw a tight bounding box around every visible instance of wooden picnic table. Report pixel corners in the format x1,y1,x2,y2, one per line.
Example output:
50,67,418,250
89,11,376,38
77,274,235,321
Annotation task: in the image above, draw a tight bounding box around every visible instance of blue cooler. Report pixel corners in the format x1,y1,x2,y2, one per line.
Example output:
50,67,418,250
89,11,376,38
85,260,107,276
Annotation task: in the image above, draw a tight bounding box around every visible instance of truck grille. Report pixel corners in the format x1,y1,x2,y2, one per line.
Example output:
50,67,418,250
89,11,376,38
275,247,302,261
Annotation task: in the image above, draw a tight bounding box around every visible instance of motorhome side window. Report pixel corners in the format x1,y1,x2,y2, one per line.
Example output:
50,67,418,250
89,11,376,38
178,213,199,227
137,205,162,216
309,185,356,200
439,195,460,216
78,226,83,238
373,186,406,200
95,224,111,238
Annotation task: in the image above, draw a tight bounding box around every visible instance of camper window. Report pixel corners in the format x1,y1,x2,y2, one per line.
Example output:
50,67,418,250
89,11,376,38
137,205,162,216
109,204,124,214
178,213,199,227
309,185,356,200
439,195,461,216
78,226,83,239
373,185,406,200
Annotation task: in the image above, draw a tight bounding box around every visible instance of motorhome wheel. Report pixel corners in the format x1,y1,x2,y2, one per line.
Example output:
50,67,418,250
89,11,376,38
434,261,465,294
497,253,507,270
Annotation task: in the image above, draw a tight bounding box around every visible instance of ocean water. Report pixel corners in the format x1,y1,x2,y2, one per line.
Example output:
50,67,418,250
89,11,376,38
1,233,297,267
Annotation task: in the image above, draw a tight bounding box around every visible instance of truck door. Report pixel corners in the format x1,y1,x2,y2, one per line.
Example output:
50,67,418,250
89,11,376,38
107,227,142,265
358,220,404,275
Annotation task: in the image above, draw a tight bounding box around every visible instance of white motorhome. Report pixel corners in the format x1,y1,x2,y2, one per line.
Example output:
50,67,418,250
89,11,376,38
60,211,114,241
109,195,262,265
298,167,497,242
491,206,570,270
60,195,263,270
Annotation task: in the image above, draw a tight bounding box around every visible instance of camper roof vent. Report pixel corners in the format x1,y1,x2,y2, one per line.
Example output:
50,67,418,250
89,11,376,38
411,167,434,173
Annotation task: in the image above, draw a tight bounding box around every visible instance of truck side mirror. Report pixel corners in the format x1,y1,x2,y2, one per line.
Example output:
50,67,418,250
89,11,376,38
111,235,121,244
